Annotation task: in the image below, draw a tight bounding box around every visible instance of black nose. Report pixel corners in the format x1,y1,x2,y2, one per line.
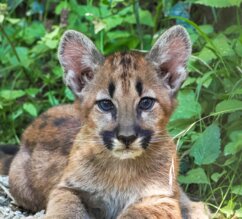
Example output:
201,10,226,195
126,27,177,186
117,135,137,147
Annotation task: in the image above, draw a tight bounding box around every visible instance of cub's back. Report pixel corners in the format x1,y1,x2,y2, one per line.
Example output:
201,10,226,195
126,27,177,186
9,103,82,211
22,103,82,154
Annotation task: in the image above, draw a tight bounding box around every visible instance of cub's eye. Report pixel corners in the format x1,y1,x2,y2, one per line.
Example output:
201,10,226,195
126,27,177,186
97,99,115,112
138,97,155,111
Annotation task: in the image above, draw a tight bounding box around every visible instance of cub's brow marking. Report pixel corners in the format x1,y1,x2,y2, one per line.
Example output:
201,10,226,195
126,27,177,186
135,80,143,97
108,82,115,98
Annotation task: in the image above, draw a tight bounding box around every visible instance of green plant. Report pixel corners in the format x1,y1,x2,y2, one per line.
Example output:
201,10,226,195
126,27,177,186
0,0,241,217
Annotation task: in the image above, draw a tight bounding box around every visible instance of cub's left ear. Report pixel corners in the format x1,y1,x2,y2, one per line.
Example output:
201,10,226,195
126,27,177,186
146,25,192,95
58,30,104,98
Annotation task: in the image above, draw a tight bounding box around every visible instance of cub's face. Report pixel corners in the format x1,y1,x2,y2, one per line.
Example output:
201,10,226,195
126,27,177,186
58,26,191,159
81,53,173,159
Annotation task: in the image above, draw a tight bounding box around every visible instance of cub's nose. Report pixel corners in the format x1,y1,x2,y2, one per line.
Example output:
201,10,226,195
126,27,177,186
117,135,137,147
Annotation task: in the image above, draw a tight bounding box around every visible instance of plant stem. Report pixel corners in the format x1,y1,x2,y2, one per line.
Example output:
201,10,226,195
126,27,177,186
0,25,21,63
133,0,143,50
0,24,32,84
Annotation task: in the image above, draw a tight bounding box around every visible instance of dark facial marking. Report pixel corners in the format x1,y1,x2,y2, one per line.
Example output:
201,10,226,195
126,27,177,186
108,82,115,98
135,126,153,149
100,130,116,150
136,80,143,96
52,117,68,127
119,52,132,69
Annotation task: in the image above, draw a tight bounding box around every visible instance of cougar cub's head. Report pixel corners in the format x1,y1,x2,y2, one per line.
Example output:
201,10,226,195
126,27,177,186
58,26,191,160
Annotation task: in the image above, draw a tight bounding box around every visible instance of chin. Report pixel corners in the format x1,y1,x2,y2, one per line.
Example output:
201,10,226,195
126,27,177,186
111,139,144,160
112,149,144,160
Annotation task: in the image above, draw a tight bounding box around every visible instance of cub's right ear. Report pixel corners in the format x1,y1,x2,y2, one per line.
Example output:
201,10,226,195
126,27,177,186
58,30,104,98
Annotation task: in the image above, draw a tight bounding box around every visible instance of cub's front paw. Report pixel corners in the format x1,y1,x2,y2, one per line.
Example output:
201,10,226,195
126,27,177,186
118,208,172,219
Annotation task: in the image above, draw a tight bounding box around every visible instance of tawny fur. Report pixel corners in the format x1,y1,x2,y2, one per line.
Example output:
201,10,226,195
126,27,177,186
9,26,211,219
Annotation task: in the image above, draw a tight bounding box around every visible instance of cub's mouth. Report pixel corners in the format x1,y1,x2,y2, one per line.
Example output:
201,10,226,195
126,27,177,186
100,127,153,160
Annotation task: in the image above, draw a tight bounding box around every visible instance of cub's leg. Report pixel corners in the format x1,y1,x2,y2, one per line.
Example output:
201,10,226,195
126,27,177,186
118,196,182,219
180,190,211,219
9,146,46,211
44,187,90,219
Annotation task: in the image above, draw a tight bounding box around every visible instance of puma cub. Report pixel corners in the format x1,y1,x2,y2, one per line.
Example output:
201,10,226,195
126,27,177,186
9,26,210,219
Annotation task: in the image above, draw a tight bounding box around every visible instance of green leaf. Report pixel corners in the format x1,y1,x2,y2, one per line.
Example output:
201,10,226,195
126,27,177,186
107,31,130,40
190,124,221,165
65,87,75,101
224,131,242,155
215,100,242,113
55,1,70,15
188,0,242,7
0,14,4,23
211,170,226,182
6,18,20,24
45,39,58,49
93,19,106,34
139,10,154,27
11,108,23,120
25,88,39,98
22,22,45,44
196,71,214,88
179,168,209,184
171,90,201,121
103,15,123,31
212,34,235,57
16,47,31,67
197,47,216,63
23,103,38,117
220,200,235,218
0,90,25,101
231,185,242,195
235,208,242,217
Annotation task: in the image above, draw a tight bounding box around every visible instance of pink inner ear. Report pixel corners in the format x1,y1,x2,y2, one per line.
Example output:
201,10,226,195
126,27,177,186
165,37,188,73
62,40,86,75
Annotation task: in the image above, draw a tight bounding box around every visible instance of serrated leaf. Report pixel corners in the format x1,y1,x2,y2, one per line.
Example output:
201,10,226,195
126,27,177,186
190,124,221,165
0,90,25,101
171,90,201,121
179,168,209,184
23,103,38,117
215,100,242,113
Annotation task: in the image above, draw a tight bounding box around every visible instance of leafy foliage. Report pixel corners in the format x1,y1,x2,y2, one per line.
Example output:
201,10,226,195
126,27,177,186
0,0,242,218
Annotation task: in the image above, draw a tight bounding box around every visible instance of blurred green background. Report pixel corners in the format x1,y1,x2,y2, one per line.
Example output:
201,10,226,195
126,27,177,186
0,0,242,218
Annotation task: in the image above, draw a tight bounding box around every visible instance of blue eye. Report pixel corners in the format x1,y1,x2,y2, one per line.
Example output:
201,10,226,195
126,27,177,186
97,99,115,112
138,97,155,111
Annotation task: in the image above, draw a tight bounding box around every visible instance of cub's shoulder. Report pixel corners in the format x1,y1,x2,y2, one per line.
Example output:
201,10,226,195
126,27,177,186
21,104,81,152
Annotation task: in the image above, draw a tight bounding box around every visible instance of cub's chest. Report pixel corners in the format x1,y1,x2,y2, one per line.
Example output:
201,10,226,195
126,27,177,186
78,188,138,219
